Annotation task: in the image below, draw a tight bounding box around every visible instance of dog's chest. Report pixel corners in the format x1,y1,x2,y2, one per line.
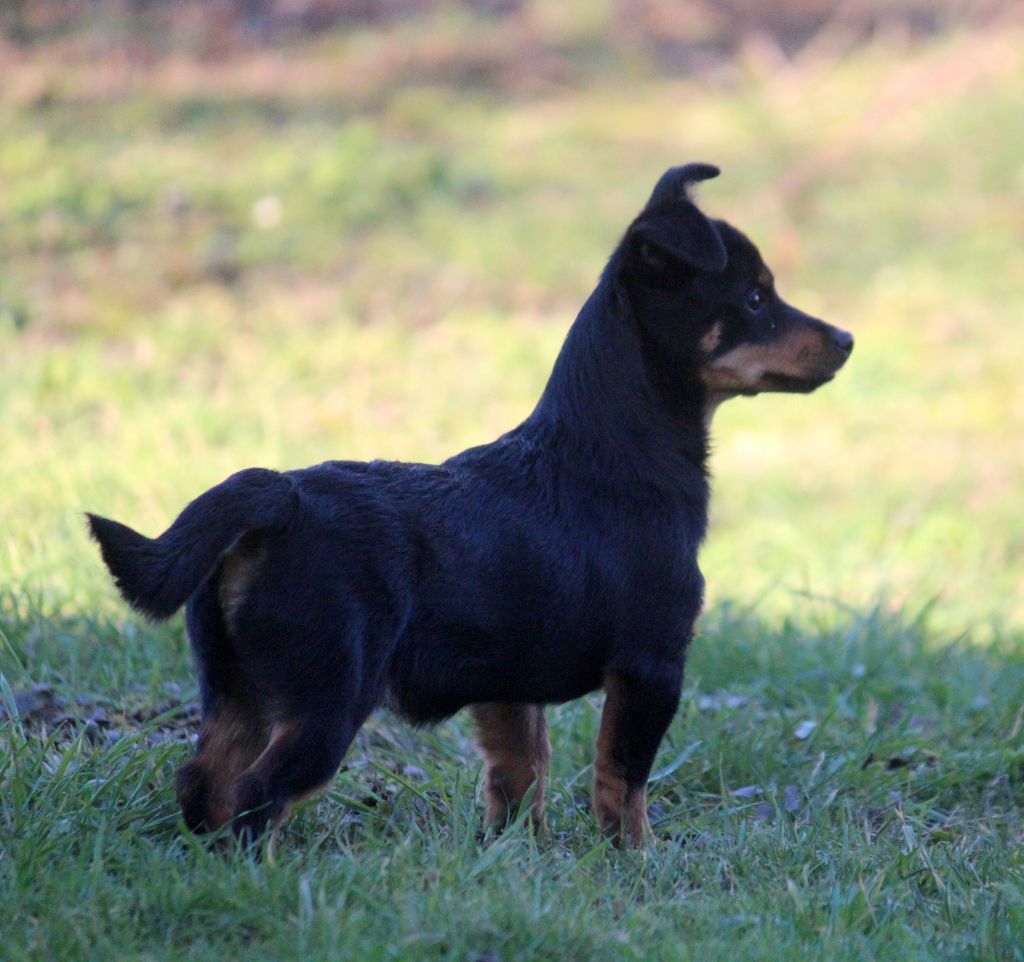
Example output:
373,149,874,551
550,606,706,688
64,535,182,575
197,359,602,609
589,527,704,631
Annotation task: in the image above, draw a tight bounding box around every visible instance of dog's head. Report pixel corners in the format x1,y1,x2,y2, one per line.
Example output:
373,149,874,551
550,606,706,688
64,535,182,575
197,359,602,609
619,164,853,401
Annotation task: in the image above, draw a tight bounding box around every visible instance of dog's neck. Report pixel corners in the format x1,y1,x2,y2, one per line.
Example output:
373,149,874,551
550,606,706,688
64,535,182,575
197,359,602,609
521,279,711,501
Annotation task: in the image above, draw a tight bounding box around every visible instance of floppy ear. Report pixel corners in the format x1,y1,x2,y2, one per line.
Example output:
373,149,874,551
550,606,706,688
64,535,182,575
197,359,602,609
630,163,727,274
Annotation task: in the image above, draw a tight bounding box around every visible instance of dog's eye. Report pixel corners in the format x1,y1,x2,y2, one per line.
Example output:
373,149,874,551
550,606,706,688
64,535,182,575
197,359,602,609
745,287,767,312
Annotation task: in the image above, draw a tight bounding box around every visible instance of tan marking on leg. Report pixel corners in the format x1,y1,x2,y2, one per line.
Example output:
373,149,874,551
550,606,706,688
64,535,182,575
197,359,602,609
471,703,551,829
593,676,652,848
178,702,269,831
222,720,299,835
229,719,338,842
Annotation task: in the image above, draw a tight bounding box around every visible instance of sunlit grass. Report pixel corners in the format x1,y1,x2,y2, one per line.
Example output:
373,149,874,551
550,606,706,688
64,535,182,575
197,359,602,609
4,29,1023,632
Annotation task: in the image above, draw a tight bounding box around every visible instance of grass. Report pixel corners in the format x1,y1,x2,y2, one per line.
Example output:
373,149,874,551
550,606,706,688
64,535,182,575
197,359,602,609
2,18,1024,961
4,604,1024,960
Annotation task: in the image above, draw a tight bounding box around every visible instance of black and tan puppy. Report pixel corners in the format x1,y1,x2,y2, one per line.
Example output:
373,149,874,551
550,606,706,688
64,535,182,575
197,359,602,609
88,164,852,847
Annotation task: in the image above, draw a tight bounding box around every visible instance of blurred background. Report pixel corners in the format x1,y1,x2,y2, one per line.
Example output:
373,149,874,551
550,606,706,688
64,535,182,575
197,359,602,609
2,0,1023,642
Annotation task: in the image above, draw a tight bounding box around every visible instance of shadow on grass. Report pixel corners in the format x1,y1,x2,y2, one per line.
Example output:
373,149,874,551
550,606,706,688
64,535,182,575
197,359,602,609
2,593,1023,960
2,591,1022,840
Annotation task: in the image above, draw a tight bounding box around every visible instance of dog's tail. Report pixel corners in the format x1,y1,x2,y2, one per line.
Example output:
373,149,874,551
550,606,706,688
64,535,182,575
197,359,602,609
87,467,298,621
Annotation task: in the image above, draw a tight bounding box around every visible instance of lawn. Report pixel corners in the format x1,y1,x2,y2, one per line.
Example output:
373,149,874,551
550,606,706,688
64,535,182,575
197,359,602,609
2,16,1024,961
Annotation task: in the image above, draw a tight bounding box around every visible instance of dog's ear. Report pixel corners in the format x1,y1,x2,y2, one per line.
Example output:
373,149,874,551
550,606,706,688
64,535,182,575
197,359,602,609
629,164,727,274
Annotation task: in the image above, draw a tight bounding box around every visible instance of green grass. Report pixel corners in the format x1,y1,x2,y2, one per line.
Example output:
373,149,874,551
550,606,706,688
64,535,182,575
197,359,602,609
3,21,1024,961
4,604,1024,960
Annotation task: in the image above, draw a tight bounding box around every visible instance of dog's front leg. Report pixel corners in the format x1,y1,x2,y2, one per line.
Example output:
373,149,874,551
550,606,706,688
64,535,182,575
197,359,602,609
470,702,551,831
592,669,681,848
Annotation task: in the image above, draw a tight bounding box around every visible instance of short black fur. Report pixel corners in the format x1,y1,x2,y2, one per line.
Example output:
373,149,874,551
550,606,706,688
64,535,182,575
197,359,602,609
88,164,853,846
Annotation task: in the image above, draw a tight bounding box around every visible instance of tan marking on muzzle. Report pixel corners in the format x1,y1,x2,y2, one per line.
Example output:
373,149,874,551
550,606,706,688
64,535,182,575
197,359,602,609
700,323,836,394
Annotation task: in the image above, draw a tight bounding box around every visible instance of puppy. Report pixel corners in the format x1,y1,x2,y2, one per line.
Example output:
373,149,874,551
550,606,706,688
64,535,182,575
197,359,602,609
88,163,852,847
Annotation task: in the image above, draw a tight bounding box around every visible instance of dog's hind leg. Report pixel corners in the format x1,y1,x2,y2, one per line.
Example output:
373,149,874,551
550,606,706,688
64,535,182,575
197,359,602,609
210,532,402,848
176,699,269,833
470,702,551,831
227,711,357,847
175,582,270,834
592,669,681,848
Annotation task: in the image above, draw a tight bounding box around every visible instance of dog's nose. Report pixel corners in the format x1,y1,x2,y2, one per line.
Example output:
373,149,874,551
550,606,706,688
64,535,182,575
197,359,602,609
831,328,854,355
